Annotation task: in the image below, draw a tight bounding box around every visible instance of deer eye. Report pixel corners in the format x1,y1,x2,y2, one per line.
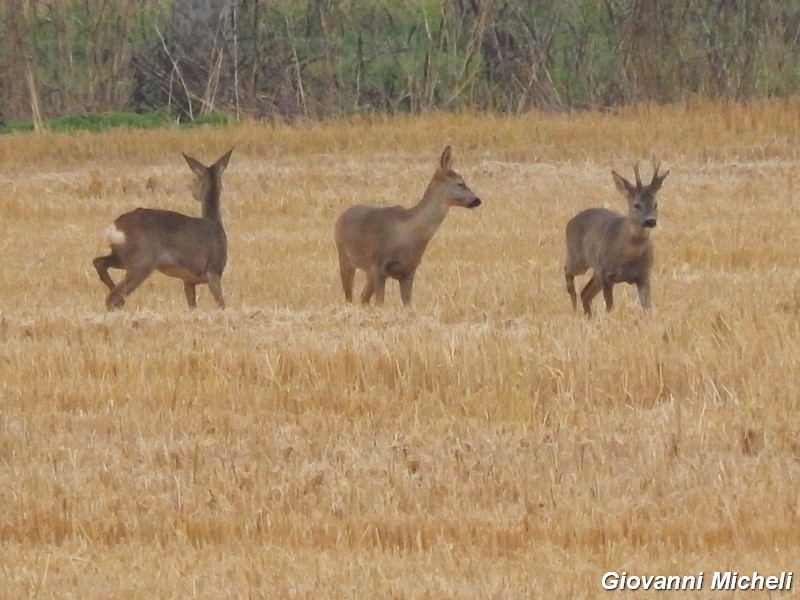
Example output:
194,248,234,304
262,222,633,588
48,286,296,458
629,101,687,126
633,202,642,210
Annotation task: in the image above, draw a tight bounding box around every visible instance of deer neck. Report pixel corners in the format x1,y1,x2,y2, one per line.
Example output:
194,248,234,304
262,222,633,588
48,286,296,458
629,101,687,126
201,182,223,223
407,180,450,244
626,220,650,243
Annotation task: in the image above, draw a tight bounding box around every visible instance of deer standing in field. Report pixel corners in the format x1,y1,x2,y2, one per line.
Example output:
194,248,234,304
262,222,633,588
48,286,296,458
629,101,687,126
92,148,233,310
564,159,669,317
335,146,481,307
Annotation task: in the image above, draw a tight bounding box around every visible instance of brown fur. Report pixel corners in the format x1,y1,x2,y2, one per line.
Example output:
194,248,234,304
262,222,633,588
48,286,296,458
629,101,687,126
334,146,481,307
564,159,669,317
92,148,233,310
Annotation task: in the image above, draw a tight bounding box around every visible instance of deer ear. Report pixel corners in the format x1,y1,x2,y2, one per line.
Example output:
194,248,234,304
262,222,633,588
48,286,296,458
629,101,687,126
649,170,670,193
212,147,234,174
439,146,452,172
612,171,635,196
182,153,207,177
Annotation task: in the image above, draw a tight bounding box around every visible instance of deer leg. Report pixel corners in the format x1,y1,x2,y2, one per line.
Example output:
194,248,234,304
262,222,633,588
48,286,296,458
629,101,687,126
637,279,652,311
93,253,122,291
184,282,198,308
207,273,226,309
602,279,614,312
399,271,416,307
360,277,374,304
566,275,578,311
564,265,586,312
373,272,388,305
105,265,155,311
579,274,603,318
338,256,356,303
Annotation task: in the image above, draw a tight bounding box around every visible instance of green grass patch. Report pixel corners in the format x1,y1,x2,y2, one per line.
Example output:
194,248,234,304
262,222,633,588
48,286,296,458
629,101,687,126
0,110,235,134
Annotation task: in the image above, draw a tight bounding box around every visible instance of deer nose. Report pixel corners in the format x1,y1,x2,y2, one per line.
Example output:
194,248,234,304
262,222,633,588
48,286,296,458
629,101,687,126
643,218,657,228
468,198,482,208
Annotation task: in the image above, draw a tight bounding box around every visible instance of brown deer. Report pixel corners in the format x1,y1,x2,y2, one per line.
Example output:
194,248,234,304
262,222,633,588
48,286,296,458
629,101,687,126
564,159,669,317
335,146,481,307
92,148,233,311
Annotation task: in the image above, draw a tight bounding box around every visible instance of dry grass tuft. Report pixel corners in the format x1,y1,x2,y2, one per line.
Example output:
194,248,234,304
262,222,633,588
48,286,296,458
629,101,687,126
2,102,800,597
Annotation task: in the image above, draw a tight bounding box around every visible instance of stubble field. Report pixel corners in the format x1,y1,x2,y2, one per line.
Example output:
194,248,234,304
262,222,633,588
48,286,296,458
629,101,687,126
1,101,799,598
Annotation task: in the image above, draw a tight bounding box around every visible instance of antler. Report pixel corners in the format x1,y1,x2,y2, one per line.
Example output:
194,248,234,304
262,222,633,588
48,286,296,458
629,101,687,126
632,162,642,188
650,155,662,185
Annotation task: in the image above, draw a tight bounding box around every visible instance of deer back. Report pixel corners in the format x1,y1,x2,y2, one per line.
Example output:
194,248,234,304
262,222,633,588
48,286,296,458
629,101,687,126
112,208,226,278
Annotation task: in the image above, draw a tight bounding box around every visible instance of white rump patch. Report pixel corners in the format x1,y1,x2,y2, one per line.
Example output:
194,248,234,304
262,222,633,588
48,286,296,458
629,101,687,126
103,223,126,246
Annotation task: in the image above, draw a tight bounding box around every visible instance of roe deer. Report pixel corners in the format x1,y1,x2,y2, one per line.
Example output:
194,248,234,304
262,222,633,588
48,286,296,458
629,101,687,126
92,148,233,311
564,159,669,317
334,146,481,307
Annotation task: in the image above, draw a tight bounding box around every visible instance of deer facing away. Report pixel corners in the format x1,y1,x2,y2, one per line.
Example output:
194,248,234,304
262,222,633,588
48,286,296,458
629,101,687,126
335,146,481,307
564,159,669,317
92,148,233,310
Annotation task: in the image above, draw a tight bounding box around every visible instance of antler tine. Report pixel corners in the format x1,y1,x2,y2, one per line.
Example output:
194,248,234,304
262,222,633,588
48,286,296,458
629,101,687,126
650,154,661,185
632,162,642,187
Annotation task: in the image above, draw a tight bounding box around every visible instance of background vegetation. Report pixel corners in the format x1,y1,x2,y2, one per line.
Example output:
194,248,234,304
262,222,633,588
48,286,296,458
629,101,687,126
3,0,800,127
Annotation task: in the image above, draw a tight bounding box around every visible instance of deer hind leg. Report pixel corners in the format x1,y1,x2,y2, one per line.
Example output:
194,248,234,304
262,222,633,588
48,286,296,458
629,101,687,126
184,282,197,309
564,265,585,312
93,253,122,291
338,255,356,303
602,279,614,312
566,274,578,311
207,273,225,309
105,265,155,311
579,274,603,318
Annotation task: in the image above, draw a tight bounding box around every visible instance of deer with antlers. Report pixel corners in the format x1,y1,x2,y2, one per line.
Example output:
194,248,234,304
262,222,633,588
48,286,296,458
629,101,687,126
564,158,670,317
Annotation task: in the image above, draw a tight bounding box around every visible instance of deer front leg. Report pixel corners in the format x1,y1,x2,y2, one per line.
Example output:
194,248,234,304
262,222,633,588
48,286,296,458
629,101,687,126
637,278,652,311
372,271,388,305
207,272,225,309
360,277,375,304
399,270,416,307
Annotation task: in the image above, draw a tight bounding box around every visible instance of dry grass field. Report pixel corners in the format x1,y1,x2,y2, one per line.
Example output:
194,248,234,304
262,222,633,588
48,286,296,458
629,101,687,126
1,100,800,598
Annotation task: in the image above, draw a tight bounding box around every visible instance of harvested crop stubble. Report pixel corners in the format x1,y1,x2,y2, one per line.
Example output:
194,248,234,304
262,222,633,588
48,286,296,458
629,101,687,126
1,102,800,598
